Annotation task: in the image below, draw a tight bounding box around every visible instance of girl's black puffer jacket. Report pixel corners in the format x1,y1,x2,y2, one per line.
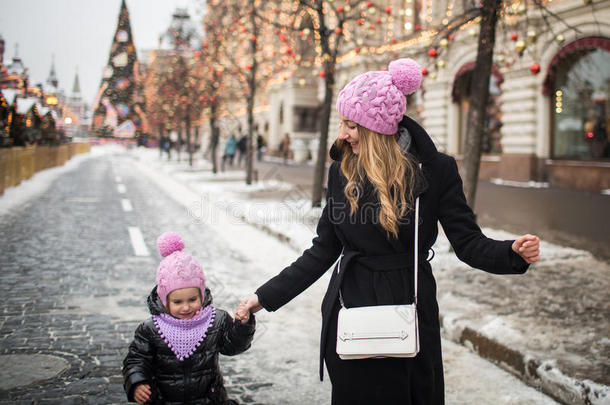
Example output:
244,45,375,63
122,287,255,404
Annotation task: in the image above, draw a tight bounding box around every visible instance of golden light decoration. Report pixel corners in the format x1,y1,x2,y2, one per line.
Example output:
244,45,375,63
556,34,565,44
439,38,449,48
527,30,538,42
436,60,446,69
46,95,58,105
514,40,526,53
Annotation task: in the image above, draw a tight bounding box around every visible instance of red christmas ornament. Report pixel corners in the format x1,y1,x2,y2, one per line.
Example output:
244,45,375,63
285,48,292,54
428,48,438,58
299,31,305,37
376,18,381,24
367,1,373,7
280,34,287,42
510,33,518,41
391,38,397,44
448,34,454,41
335,27,342,34
530,63,541,74
251,35,257,42
370,25,376,31
246,64,252,71
355,47,361,53
422,68,429,76
337,6,344,12
415,24,421,31
319,71,326,78
198,96,205,102
385,7,392,14
357,19,364,25
210,96,216,102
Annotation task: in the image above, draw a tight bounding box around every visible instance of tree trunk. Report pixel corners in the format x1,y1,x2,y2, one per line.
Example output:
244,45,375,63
186,114,193,167
246,0,258,185
311,3,336,207
461,0,500,209
209,104,219,174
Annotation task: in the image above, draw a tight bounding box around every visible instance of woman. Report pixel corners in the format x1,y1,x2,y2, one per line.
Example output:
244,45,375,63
236,58,540,404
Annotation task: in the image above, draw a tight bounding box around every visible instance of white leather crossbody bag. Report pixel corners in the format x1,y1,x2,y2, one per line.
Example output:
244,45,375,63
336,193,421,360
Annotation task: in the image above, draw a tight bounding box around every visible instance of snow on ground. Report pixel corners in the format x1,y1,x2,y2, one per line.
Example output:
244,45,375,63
0,145,565,403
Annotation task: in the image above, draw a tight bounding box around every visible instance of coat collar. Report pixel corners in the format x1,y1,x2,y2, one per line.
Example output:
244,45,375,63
329,115,439,163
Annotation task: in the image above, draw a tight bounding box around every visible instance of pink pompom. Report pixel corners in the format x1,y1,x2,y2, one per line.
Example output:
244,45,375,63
157,232,185,257
388,58,422,95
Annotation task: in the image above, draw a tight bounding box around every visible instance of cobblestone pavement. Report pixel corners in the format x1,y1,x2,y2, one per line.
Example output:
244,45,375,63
0,149,561,404
0,153,295,404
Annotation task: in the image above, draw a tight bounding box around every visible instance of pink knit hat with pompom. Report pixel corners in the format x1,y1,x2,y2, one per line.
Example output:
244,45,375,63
336,58,422,135
156,232,206,306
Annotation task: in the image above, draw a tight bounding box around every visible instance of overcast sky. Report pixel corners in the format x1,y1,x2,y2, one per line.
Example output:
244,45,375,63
1,0,203,105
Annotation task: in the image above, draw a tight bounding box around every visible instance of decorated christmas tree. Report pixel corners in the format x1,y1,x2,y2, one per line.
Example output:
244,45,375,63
92,0,145,138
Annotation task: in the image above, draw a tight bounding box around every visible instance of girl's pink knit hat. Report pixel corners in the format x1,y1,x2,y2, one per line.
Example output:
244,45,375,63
156,232,206,306
336,58,422,135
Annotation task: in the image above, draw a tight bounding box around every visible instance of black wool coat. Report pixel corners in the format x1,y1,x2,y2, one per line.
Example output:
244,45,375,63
122,287,255,405
255,116,529,405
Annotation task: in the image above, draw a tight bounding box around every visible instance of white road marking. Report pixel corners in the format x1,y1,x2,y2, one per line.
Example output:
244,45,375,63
117,184,126,193
121,199,133,212
128,226,149,256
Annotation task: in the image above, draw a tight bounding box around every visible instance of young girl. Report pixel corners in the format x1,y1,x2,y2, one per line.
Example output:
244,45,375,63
123,232,255,404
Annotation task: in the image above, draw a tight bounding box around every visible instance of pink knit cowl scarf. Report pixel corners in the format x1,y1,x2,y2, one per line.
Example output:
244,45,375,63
153,306,216,361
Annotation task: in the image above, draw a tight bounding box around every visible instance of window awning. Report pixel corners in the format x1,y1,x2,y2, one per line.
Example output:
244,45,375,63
543,36,610,95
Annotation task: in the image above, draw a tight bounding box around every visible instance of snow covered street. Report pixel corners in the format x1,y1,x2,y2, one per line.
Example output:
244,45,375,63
1,145,605,403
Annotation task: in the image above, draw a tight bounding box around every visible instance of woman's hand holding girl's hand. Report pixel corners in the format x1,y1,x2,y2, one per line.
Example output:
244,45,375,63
134,383,151,404
235,294,262,322
234,303,250,322
512,234,540,264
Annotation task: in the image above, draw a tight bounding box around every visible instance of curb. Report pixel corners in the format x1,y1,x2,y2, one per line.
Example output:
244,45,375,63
440,315,609,405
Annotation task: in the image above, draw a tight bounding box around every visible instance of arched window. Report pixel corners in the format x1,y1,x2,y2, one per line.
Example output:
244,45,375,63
545,38,610,160
452,63,503,154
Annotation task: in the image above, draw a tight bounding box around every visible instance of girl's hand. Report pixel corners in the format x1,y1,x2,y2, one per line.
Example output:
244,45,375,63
512,234,540,264
134,383,151,404
235,294,262,321
234,303,250,322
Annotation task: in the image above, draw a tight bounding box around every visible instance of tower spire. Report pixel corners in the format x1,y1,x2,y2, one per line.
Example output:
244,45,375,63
47,53,58,88
72,66,81,96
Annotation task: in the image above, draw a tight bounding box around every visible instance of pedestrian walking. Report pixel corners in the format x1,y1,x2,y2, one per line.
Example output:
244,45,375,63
281,133,291,164
221,135,237,172
237,135,247,167
123,232,255,404
256,133,266,161
236,58,540,404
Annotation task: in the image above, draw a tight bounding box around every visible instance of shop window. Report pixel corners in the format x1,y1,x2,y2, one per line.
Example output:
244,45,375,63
551,46,610,160
452,65,503,154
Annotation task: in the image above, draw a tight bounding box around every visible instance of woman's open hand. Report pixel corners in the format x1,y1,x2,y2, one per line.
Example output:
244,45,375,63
512,234,540,264
235,294,262,322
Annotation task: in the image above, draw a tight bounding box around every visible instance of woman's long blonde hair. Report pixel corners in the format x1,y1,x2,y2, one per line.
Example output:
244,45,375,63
338,125,418,239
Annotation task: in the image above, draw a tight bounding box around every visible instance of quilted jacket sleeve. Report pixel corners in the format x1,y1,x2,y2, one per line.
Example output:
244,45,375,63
437,155,529,274
255,164,342,311
218,310,256,356
122,321,155,402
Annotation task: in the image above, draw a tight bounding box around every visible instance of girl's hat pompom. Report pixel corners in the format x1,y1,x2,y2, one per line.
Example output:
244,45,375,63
157,232,185,257
388,58,422,95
